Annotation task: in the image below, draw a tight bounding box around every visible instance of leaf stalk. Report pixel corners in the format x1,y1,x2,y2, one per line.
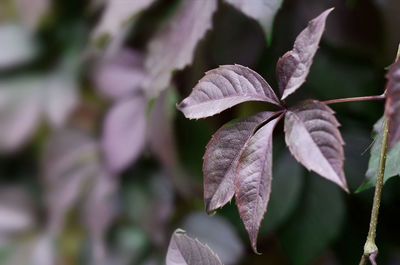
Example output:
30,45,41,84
323,94,385,105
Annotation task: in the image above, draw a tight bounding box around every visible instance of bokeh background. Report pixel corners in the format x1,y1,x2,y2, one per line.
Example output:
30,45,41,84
0,0,400,264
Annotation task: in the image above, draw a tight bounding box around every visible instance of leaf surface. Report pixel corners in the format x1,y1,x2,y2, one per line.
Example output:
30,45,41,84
144,0,218,98
276,8,333,100
223,0,283,39
178,65,281,119
235,115,281,253
358,117,400,192
101,96,146,173
385,58,400,150
166,229,223,265
284,100,348,191
203,111,279,213
93,49,145,101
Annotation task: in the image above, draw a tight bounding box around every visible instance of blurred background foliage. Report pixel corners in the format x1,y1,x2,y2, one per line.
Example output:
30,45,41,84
0,0,400,264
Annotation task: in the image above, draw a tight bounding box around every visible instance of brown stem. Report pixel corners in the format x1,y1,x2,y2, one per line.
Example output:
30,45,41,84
322,94,385,105
358,119,389,265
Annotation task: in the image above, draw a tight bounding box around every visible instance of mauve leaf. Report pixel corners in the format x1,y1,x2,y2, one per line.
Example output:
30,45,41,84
84,171,117,265
235,115,281,253
144,0,217,98
42,129,100,235
14,0,49,30
276,8,333,100
385,58,400,150
0,186,34,236
93,49,145,101
284,100,348,192
166,229,223,265
203,111,279,213
93,0,155,40
101,96,146,173
0,77,42,152
223,0,283,39
178,65,281,119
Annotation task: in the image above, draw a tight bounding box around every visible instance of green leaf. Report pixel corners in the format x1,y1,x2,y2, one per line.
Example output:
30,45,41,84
280,174,345,265
260,151,303,235
357,117,400,192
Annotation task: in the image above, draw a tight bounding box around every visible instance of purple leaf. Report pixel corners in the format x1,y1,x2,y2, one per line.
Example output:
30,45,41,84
101,96,146,173
203,111,280,213
166,229,223,265
144,0,218,98
178,65,281,119
41,129,100,235
284,100,348,192
223,0,283,38
93,0,155,40
385,58,400,150
0,78,42,152
83,171,117,265
234,115,281,253
276,8,333,100
14,0,49,30
93,49,145,101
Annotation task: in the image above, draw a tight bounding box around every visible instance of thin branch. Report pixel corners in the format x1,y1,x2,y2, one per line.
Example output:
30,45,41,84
322,94,385,105
358,119,390,265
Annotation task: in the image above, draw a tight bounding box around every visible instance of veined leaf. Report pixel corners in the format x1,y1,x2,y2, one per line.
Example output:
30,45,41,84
235,115,281,253
276,8,333,100
144,0,218,98
166,229,223,265
284,100,348,192
178,65,281,119
223,0,283,40
101,96,146,173
203,111,280,213
385,58,400,150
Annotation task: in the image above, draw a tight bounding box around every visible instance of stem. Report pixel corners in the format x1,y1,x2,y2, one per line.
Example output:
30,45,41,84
358,119,389,265
322,94,385,105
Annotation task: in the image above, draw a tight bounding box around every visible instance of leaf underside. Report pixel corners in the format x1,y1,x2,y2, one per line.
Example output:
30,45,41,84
166,229,223,265
276,8,333,100
385,58,400,150
235,115,281,253
178,64,281,119
284,100,348,192
203,111,280,213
